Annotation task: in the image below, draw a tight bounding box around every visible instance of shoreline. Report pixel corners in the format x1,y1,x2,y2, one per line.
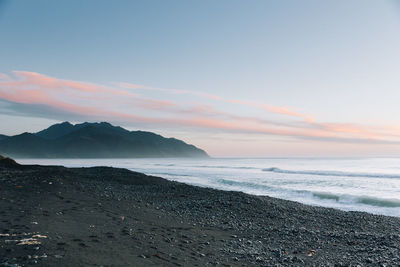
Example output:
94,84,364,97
1,161,400,266
15,157,400,218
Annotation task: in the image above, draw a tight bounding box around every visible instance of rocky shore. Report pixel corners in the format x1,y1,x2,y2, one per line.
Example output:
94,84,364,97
1,159,400,266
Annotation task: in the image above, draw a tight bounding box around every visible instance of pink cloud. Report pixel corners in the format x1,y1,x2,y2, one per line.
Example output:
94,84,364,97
5,71,139,98
1,71,177,111
228,99,315,123
120,82,315,122
0,88,98,115
119,82,150,90
0,73,9,80
264,105,315,123
12,71,102,92
1,70,399,145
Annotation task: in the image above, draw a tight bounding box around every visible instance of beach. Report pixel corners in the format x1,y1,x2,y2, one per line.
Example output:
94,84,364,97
1,160,400,266
18,157,400,218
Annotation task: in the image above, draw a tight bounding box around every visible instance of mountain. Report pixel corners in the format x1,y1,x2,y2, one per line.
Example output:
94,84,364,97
0,134,8,141
0,122,209,158
36,121,77,139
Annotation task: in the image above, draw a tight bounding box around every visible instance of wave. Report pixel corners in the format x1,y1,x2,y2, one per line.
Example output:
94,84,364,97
149,172,193,177
357,196,400,208
262,167,400,179
153,164,257,170
217,179,400,208
311,192,340,201
311,192,400,208
195,165,258,170
217,178,276,191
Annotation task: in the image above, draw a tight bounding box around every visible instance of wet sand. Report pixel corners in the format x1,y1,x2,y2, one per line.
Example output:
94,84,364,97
1,160,400,266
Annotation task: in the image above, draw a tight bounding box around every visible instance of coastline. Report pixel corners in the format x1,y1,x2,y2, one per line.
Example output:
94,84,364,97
1,162,400,266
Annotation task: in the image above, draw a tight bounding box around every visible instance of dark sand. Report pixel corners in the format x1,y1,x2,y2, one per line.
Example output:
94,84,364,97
1,160,400,266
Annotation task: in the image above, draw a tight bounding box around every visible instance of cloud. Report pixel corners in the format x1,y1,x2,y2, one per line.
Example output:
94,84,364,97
0,71,177,111
120,82,224,100
228,98,315,123
0,99,89,121
0,70,399,145
263,105,315,123
120,82,314,122
0,73,8,80
6,71,102,92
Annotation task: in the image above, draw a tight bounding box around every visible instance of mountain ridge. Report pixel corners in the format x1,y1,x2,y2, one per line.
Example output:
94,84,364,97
0,122,209,158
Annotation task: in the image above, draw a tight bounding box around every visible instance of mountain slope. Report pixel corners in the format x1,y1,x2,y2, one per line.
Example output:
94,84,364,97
0,134,8,141
36,121,76,139
0,122,209,158
0,133,53,157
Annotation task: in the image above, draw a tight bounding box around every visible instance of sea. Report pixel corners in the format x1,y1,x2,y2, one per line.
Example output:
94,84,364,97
17,157,400,217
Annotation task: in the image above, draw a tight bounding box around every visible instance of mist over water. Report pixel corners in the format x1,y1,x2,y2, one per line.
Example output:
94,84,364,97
18,157,400,217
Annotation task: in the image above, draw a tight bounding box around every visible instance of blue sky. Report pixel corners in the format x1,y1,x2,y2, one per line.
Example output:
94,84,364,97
1,0,400,156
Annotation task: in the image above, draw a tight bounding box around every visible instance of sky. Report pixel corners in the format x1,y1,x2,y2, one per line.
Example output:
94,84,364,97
1,0,400,157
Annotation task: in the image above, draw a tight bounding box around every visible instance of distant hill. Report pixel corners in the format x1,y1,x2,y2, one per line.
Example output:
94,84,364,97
0,134,8,141
0,122,209,158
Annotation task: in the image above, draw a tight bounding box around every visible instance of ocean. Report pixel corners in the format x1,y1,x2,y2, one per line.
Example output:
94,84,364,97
17,157,400,217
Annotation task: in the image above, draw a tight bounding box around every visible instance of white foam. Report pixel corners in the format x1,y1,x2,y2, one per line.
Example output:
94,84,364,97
16,157,400,217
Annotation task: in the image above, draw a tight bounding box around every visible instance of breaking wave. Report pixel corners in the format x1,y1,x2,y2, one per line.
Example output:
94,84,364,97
262,167,400,179
311,192,400,208
195,165,258,170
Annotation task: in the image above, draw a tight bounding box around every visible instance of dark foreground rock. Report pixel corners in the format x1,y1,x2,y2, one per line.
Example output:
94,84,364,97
0,163,399,266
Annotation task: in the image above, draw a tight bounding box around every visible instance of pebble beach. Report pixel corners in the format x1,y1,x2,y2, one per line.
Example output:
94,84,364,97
1,159,400,266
